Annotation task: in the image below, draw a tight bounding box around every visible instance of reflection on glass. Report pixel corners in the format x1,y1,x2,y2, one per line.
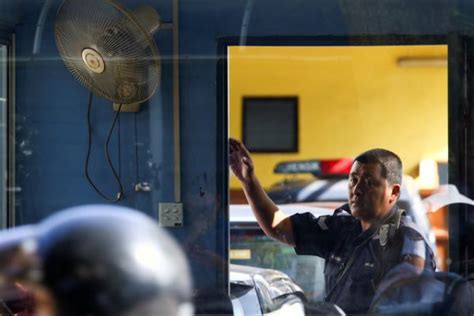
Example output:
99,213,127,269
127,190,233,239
230,229,325,302
0,45,6,228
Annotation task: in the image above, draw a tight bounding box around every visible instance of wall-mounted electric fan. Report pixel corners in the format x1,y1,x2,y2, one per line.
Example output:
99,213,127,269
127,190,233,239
55,0,162,201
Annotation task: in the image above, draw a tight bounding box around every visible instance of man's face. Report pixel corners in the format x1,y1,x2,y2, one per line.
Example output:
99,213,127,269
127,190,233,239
348,161,400,222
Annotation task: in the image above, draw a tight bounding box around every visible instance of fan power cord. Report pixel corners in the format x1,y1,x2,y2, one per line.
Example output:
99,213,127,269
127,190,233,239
85,92,124,202
134,112,140,186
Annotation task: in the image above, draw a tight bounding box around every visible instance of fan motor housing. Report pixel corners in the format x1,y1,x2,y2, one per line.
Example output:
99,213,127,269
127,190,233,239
81,48,105,74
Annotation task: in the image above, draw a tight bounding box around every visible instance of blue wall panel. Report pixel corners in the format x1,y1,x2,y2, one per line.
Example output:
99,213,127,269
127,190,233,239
13,0,175,220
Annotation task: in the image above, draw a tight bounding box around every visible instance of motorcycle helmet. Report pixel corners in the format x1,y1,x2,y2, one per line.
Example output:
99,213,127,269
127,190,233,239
0,205,193,316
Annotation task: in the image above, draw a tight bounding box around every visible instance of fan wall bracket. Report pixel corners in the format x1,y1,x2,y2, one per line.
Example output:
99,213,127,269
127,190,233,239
113,102,141,112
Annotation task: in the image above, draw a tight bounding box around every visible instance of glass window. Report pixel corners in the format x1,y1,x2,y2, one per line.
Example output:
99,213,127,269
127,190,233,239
229,43,451,311
1,2,473,315
230,227,326,302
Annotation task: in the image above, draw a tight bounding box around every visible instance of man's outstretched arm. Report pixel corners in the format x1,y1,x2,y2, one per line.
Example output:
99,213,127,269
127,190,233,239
229,138,295,246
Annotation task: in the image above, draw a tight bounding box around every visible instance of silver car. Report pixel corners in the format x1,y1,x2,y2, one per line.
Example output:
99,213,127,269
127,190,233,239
230,264,306,316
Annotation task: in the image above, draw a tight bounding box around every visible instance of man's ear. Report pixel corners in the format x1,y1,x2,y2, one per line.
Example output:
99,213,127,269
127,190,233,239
389,184,401,203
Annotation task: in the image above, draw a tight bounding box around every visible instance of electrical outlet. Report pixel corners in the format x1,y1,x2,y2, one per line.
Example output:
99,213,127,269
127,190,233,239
158,203,183,227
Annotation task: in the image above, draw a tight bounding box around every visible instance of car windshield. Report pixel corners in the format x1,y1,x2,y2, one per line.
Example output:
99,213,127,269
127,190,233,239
231,227,326,302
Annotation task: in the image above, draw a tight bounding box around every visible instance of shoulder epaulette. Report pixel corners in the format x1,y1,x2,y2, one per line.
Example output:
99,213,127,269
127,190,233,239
334,203,352,216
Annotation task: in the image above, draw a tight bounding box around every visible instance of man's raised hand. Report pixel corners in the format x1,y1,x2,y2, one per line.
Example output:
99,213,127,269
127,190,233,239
229,138,254,184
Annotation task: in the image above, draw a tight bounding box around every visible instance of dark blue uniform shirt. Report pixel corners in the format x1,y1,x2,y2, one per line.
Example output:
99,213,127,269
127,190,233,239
290,205,435,314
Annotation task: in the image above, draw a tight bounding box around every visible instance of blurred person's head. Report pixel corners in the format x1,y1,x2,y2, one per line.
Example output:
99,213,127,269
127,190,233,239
349,149,402,223
0,205,193,316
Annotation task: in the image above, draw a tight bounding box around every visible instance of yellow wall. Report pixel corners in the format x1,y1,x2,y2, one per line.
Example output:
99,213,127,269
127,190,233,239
229,45,448,189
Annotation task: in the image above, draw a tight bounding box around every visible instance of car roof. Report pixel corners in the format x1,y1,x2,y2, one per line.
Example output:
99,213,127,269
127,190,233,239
230,204,334,223
230,263,271,281
230,264,304,298
268,175,418,203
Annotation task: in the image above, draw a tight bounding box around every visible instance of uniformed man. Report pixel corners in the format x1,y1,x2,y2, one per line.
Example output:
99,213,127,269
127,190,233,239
229,138,435,314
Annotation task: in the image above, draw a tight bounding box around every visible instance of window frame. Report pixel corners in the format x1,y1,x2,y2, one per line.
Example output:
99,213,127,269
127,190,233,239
216,34,474,280
0,33,15,229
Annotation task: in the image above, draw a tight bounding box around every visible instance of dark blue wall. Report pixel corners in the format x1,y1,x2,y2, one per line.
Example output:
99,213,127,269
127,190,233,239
0,0,458,293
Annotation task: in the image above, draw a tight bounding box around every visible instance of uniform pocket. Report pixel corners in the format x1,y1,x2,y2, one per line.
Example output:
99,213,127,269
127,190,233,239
324,253,346,286
351,260,376,283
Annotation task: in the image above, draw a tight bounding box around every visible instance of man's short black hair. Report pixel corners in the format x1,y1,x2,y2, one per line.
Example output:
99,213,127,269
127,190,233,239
353,148,403,185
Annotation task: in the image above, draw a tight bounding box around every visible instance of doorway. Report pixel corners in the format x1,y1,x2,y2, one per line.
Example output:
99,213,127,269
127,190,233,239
220,39,450,303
